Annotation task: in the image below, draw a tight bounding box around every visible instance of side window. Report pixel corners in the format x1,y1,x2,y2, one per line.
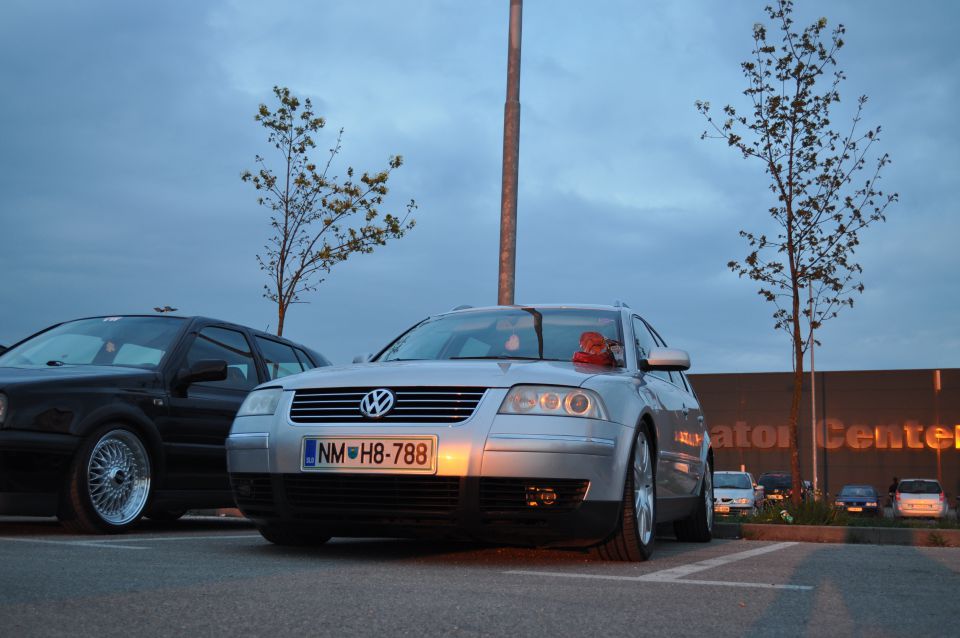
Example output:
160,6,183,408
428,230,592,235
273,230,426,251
186,327,258,391
256,337,307,380
632,317,669,383
644,319,686,387
294,347,327,368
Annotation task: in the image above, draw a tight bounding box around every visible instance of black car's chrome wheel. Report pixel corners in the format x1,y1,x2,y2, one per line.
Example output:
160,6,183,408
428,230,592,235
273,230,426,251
60,426,152,534
594,426,656,561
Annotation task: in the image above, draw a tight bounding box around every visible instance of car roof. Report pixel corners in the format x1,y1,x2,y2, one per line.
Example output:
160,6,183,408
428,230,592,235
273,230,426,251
441,304,624,316
61,314,317,351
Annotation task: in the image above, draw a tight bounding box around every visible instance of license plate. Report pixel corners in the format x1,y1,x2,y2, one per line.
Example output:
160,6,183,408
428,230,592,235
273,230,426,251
847,506,863,512
715,505,731,513
769,494,783,500
301,436,438,474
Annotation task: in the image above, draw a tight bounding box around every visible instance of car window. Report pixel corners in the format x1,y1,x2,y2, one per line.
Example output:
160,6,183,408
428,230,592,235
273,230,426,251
898,480,942,494
380,308,624,364
715,473,752,489
0,317,185,368
186,327,258,391
632,317,669,382
293,347,322,368
839,486,876,497
759,474,792,489
256,336,308,380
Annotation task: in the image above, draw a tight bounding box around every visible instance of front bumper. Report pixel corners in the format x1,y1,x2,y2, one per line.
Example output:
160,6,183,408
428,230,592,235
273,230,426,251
0,430,79,515
226,390,630,545
230,472,620,547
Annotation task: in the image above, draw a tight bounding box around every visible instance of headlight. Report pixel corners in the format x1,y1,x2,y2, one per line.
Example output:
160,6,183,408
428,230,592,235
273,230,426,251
498,385,608,420
237,388,284,416
733,498,751,505
0,393,7,426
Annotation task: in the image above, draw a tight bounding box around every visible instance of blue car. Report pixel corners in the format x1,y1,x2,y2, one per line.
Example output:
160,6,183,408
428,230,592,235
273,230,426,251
834,485,882,517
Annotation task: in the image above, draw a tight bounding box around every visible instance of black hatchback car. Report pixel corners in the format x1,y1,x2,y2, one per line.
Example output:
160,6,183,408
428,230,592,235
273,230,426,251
0,315,328,533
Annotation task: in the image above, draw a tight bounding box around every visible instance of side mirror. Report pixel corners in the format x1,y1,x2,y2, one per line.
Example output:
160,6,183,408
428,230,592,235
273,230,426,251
176,359,228,389
640,347,691,372
352,353,374,364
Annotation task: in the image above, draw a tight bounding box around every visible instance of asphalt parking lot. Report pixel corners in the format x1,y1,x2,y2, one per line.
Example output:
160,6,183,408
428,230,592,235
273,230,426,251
1,516,957,638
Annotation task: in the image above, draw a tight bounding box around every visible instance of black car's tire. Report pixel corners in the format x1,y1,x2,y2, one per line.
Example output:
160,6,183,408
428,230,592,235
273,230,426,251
257,524,331,547
674,457,714,543
59,425,153,534
593,426,656,562
145,508,188,522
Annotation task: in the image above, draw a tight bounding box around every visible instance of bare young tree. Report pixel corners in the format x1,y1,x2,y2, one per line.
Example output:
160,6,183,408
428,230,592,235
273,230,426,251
242,86,416,336
696,0,897,505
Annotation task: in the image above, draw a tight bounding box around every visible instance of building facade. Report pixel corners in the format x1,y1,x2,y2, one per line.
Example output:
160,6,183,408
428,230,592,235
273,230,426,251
688,369,958,498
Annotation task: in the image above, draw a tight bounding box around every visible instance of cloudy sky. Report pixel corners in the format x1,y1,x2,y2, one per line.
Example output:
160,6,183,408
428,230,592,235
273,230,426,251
1,0,957,373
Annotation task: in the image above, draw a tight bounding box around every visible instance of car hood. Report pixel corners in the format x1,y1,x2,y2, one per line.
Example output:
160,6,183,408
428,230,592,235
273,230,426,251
0,364,158,390
274,360,606,391
714,488,754,500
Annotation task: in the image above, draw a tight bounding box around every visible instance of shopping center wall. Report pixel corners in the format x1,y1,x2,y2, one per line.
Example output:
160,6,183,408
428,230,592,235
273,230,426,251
687,369,959,498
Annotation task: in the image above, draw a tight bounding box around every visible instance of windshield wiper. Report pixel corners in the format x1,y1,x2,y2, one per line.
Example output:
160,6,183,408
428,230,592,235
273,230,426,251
449,356,543,361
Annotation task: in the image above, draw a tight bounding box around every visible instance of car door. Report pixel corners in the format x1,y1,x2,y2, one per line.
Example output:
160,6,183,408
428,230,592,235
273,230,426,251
161,325,261,491
645,319,707,497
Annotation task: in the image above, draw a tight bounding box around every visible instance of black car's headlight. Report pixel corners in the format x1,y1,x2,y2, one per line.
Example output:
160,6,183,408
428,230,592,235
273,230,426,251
237,388,284,416
498,385,608,420
0,393,7,427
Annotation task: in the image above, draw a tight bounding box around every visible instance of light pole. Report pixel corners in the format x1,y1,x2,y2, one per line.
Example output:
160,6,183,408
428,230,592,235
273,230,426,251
809,282,818,499
498,0,523,306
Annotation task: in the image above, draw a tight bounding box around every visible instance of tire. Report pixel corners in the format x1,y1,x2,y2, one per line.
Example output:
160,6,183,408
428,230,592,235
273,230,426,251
257,524,331,547
593,426,656,562
674,456,714,543
145,508,188,522
59,425,152,534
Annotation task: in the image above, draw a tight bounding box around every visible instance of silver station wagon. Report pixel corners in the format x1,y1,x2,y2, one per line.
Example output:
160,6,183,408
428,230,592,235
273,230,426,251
227,303,714,560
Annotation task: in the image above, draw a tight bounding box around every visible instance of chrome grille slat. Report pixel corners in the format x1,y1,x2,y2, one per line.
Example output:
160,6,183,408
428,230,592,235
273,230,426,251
290,386,487,424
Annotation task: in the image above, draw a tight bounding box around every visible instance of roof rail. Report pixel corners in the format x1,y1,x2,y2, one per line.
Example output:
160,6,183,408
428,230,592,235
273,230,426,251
613,300,631,308
450,304,473,311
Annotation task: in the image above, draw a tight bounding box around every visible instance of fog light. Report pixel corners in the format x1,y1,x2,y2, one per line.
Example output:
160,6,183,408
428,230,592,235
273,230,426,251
525,486,557,507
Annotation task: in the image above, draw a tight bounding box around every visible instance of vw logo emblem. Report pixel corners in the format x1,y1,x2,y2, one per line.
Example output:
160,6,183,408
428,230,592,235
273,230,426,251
359,388,395,418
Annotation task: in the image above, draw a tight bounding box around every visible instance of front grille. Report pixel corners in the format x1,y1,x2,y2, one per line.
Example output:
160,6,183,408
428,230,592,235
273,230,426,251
282,474,461,520
289,387,487,424
479,478,589,513
230,473,275,517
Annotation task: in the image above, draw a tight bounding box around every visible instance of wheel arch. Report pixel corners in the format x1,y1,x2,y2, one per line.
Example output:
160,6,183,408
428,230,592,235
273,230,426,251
72,405,166,483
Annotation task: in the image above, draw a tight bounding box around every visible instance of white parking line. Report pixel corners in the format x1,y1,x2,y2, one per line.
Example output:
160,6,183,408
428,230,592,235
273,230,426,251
0,537,148,550
505,542,812,591
0,534,260,550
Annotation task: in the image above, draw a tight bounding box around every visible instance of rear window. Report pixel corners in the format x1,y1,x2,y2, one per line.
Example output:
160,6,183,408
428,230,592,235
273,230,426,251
759,474,792,489
898,480,942,494
839,486,876,498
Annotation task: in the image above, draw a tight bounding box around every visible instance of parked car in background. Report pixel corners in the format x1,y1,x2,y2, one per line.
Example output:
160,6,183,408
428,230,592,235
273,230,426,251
757,472,809,503
713,471,758,517
0,315,328,533
834,484,882,517
893,479,948,519
228,303,714,561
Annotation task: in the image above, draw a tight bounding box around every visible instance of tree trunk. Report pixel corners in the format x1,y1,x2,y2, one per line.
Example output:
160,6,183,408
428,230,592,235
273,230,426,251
276,303,286,337
789,295,805,507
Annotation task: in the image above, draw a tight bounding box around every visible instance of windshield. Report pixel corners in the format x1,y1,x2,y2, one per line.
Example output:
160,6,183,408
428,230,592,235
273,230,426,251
714,473,752,489
0,317,187,369
759,474,792,489
839,486,876,498
379,308,624,364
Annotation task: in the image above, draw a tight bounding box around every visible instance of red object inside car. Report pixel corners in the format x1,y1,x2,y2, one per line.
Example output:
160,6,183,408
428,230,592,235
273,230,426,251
573,331,615,367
